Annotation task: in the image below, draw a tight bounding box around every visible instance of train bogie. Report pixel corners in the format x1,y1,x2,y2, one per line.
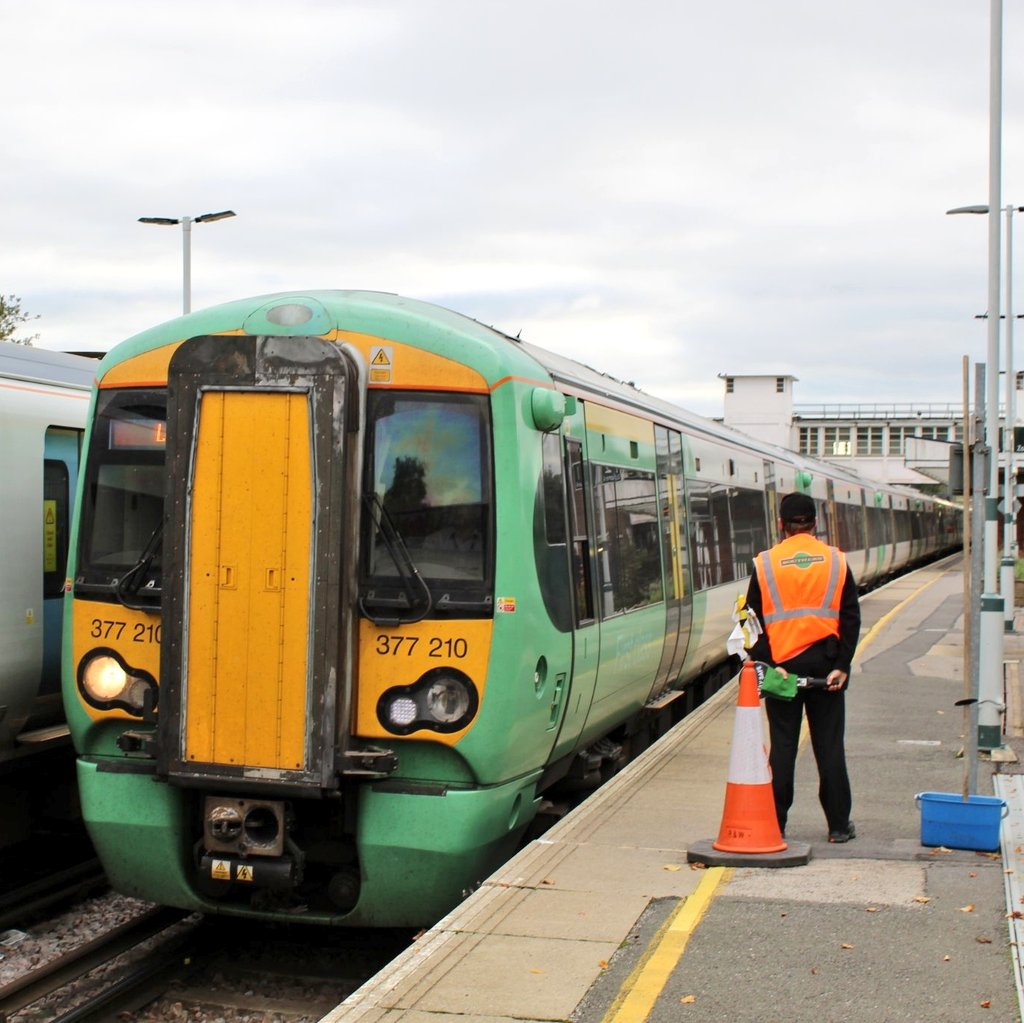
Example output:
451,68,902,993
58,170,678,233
64,292,961,926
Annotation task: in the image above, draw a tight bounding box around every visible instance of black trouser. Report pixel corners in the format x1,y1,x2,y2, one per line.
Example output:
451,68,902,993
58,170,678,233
765,688,852,833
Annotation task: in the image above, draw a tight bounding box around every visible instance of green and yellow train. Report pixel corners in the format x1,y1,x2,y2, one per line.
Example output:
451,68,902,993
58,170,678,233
64,291,960,925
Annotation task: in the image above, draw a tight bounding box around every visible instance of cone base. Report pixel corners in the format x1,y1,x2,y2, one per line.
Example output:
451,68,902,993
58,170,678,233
712,781,785,853
687,838,812,868
712,837,788,854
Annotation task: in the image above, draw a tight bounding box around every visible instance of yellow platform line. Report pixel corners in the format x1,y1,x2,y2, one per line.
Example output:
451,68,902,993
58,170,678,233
602,867,729,1023
855,563,951,662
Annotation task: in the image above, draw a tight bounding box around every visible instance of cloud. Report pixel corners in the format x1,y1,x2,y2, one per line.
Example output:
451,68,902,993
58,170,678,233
1,0,1021,416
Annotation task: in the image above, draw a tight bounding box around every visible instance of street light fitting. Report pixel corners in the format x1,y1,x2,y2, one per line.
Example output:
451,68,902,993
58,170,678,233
138,209,238,314
946,204,1024,215
946,189,1024,680
193,210,236,224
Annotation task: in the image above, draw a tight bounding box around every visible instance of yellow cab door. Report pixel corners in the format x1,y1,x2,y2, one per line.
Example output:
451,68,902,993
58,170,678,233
158,334,361,792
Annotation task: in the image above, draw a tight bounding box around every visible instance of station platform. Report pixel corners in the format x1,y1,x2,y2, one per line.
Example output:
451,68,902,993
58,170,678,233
321,556,1024,1023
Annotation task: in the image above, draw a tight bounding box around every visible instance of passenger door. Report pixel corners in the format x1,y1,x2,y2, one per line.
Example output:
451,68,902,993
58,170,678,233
545,432,600,762
649,426,693,701
40,428,81,706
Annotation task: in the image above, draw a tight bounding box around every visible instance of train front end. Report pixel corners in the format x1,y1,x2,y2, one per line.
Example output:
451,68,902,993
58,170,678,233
65,294,549,925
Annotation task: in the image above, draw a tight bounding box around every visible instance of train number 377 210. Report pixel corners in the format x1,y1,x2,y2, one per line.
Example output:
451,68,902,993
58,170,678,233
89,619,162,644
374,635,468,658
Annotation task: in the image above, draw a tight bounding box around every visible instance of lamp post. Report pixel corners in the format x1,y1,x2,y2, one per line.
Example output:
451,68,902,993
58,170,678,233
1003,205,1023,632
946,196,1005,756
949,204,1024,632
940,0,1005,758
138,210,236,314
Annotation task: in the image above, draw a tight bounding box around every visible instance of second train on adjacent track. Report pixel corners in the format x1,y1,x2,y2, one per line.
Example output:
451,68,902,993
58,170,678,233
1,342,94,764
64,291,961,926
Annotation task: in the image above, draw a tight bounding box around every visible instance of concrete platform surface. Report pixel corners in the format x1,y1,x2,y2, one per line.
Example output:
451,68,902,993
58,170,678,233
321,556,1024,1023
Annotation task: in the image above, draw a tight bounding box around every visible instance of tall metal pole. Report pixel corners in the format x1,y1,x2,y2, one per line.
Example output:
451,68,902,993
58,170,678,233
971,365,986,784
1003,203,1017,631
963,357,978,795
182,216,193,314
978,0,1005,751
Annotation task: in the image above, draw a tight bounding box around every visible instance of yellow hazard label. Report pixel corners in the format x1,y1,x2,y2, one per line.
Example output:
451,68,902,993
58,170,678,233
211,859,231,881
235,863,254,882
43,499,57,573
369,346,393,383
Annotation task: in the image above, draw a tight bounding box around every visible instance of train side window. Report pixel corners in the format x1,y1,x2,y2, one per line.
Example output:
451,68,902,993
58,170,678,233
729,486,768,580
592,464,663,615
686,479,735,590
836,504,858,551
566,439,594,626
541,432,567,545
866,505,883,547
42,458,70,597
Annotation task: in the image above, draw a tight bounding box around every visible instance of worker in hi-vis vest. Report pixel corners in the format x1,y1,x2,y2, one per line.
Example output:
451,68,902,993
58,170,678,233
744,491,861,844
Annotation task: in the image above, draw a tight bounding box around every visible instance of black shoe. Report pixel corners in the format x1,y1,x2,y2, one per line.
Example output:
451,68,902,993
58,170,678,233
828,822,856,844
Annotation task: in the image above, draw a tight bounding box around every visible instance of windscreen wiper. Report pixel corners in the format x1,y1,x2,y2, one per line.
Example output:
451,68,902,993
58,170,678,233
360,493,433,626
114,524,163,612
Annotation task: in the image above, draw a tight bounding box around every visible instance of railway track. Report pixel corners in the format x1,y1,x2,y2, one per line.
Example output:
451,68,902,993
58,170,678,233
0,904,196,1022
0,860,107,934
1,906,413,1023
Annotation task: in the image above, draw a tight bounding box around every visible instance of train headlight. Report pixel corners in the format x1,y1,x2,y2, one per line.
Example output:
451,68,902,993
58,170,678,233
83,655,128,700
425,676,472,724
387,697,418,728
377,668,478,735
78,649,158,716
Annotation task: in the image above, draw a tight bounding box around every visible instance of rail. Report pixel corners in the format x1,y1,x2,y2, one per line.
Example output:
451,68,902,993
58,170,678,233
793,402,966,421
0,860,107,932
0,905,194,1021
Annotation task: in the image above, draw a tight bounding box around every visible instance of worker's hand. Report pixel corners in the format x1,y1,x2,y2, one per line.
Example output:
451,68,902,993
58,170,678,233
825,670,848,692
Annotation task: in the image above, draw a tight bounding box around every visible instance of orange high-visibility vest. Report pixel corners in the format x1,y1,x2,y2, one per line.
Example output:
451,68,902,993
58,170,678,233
755,534,846,664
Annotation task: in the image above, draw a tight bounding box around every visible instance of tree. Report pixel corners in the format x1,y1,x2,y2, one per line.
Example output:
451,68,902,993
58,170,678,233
0,294,40,345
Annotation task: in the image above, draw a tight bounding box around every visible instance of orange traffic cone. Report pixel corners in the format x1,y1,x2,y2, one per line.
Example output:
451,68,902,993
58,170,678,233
711,660,787,854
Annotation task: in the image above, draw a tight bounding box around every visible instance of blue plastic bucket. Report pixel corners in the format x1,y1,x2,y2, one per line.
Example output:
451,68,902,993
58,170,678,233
915,791,1008,852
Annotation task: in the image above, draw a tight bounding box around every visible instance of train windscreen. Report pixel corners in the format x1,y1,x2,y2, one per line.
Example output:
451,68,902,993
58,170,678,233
362,390,493,616
75,388,166,604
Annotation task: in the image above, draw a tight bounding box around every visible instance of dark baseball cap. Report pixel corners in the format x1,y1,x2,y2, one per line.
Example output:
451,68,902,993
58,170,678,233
779,492,816,522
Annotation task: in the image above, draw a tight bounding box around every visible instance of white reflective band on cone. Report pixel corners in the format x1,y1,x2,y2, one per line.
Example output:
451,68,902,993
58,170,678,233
725,707,772,785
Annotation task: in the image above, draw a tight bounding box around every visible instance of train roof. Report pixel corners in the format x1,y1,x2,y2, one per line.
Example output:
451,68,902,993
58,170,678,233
100,290,954,509
512,337,953,507
0,341,98,390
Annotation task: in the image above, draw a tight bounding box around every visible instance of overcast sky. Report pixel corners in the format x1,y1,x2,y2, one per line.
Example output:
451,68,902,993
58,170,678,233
2,1,1022,417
